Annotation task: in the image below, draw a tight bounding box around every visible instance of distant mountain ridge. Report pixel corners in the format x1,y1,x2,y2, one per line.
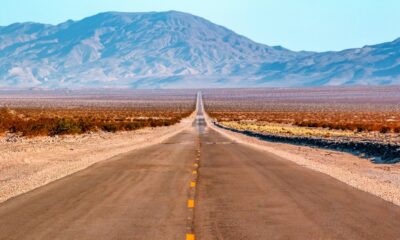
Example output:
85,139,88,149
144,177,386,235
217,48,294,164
0,11,399,88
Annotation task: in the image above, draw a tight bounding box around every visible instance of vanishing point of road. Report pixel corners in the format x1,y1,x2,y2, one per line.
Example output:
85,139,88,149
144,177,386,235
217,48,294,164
1,93,400,240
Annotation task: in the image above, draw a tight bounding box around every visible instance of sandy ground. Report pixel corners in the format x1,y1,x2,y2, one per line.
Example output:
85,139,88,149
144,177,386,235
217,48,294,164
205,116,400,207
0,112,195,203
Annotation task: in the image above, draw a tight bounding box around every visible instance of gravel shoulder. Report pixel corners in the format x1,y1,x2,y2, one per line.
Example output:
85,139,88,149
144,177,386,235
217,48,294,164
205,116,400,206
0,113,195,203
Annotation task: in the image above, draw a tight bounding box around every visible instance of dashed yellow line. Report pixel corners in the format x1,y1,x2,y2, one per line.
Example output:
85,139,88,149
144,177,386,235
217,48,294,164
186,135,200,240
188,199,195,208
186,233,195,240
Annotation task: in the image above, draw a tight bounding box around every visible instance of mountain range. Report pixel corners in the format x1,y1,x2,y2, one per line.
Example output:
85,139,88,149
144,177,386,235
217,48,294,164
0,11,399,88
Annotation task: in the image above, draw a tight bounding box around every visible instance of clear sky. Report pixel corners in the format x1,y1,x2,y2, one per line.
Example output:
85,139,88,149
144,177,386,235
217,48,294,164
0,0,399,52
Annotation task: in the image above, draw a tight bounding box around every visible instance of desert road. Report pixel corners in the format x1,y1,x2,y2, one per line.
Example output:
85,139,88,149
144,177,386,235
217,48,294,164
1,93,400,240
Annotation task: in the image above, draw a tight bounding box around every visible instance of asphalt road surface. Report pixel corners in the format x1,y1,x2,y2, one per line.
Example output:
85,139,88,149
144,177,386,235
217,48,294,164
1,93,400,240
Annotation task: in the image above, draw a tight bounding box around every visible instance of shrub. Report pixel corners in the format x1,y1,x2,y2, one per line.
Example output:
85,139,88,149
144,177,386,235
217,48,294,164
124,121,142,131
356,126,366,132
101,123,117,132
0,106,193,136
77,118,96,133
379,126,391,134
51,118,81,135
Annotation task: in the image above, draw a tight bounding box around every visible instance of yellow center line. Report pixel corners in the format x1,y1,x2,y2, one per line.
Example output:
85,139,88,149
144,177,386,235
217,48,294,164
186,135,200,240
188,199,195,208
186,233,195,240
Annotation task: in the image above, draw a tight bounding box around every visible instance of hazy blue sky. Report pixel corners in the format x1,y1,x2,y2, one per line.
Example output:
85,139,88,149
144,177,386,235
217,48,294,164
0,0,399,52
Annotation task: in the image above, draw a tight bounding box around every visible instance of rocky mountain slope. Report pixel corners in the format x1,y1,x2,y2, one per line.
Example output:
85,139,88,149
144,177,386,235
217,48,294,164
260,38,400,86
0,11,399,88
